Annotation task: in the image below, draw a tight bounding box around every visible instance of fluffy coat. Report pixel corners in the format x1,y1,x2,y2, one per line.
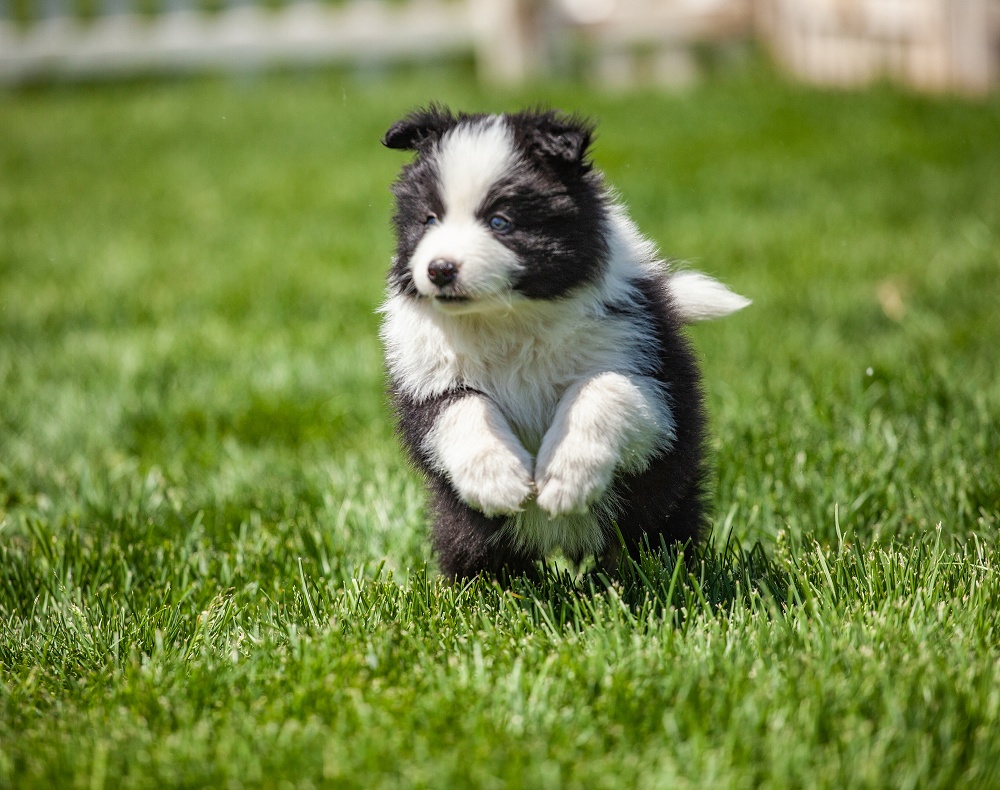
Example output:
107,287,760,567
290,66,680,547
380,107,748,579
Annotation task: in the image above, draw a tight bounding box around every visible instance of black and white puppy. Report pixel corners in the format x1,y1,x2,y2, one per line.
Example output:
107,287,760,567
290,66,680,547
380,107,748,579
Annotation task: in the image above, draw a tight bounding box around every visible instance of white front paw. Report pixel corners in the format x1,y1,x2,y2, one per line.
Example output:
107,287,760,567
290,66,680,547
425,396,536,517
451,448,534,516
535,453,614,518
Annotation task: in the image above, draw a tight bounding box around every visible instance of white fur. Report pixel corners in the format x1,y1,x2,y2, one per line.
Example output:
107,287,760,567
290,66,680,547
382,211,679,557
505,503,606,562
382,142,749,558
596,204,751,324
411,220,522,306
409,120,524,308
423,395,534,516
436,119,516,221
605,205,750,323
667,270,751,322
534,372,675,517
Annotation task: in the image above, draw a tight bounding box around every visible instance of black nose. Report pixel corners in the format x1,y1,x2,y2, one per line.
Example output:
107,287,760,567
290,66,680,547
427,259,458,287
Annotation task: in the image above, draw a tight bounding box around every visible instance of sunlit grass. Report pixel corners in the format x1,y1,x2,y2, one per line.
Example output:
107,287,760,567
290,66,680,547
1,63,999,787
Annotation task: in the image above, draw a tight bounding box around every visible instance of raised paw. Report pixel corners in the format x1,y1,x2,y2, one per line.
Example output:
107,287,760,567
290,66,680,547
451,447,534,517
535,455,614,518
425,396,536,517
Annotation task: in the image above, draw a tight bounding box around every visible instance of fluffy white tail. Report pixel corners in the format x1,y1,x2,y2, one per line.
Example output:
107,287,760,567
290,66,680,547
667,270,751,324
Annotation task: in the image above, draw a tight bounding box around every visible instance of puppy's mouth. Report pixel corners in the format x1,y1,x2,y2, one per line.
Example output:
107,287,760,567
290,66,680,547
433,294,470,305
426,291,485,315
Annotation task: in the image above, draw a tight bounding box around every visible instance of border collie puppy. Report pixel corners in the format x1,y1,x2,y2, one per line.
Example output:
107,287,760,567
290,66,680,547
380,107,748,579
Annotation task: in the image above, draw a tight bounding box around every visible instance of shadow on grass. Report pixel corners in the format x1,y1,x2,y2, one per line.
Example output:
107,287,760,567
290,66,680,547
486,525,1000,638
495,534,792,634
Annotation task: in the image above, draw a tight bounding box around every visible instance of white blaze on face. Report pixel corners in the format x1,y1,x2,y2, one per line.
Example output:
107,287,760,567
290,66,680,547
410,119,523,308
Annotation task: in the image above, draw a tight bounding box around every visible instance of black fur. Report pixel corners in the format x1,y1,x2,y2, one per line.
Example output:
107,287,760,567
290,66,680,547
388,381,542,578
389,281,708,577
385,109,608,301
605,276,708,557
382,108,709,580
381,104,459,152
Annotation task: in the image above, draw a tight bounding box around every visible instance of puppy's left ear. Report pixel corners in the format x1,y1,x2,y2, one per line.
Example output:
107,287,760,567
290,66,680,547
382,105,456,151
525,112,595,171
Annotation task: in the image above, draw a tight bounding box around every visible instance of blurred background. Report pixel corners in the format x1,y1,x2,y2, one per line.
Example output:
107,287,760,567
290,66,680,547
2,0,999,94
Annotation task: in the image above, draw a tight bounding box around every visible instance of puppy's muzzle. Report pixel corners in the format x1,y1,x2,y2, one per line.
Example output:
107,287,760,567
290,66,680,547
427,258,459,288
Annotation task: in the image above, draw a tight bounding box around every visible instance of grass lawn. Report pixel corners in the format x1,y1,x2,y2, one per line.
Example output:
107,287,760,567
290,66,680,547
1,61,999,787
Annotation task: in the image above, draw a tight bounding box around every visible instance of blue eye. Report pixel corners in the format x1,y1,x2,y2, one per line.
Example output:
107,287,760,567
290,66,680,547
425,215,439,226
489,215,512,233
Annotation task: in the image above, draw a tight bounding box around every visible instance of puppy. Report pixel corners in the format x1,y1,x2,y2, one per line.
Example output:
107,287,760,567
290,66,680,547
380,107,748,579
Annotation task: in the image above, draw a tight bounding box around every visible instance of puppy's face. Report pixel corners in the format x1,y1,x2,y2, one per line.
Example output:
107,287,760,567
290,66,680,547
384,108,609,314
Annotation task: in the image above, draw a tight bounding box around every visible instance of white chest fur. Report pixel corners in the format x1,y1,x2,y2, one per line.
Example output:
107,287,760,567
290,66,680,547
380,290,653,452
380,286,669,561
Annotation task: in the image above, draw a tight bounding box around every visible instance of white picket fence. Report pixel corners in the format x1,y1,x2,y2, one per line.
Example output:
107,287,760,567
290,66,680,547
1,0,997,91
0,0,750,83
0,0,485,82
758,0,1000,94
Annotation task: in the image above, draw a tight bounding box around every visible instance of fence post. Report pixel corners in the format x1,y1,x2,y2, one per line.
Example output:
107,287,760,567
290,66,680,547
949,0,993,93
471,0,547,83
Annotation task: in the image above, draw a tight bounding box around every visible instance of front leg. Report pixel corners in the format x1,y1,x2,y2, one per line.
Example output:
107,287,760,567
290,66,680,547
535,372,675,517
423,394,535,516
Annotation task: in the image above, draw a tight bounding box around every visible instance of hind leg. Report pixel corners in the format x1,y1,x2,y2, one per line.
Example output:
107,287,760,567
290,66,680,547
606,454,708,566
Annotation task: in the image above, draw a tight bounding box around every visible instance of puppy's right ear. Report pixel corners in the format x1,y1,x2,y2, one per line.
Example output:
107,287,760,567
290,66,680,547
382,106,456,151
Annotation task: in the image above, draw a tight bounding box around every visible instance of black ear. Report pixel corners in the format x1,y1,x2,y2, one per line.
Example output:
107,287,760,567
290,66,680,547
382,106,457,151
523,111,595,170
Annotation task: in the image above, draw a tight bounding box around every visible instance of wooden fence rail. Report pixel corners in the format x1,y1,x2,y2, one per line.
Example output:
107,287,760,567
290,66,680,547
0,0,752,84
1,0,997,92
0,0,487,82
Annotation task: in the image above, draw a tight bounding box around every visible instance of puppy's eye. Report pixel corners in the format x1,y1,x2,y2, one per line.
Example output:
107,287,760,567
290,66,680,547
425,215,439,226
489,215,513,233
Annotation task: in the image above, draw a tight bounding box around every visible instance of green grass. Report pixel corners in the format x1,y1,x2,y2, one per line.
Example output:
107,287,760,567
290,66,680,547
1,63,999,787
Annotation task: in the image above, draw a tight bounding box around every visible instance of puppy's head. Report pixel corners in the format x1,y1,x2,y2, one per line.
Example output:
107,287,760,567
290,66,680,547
383,106,608,313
